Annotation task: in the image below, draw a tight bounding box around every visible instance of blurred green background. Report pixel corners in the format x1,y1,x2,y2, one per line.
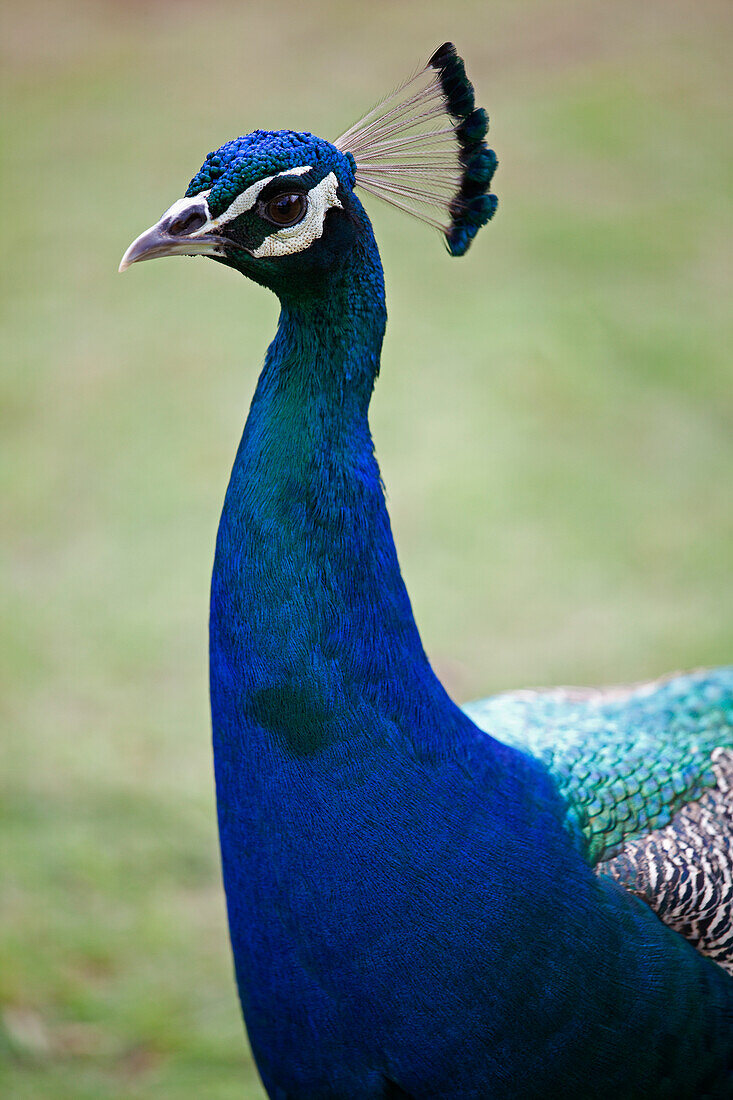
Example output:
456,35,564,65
1,0,731,1095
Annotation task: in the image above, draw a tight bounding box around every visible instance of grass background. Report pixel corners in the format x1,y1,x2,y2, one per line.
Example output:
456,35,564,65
1,0,731,1095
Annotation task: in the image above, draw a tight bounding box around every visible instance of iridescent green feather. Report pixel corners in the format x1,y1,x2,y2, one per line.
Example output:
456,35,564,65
464,669,733,863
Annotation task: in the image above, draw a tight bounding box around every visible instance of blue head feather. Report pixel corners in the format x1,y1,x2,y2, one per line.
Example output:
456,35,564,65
186,129,356,212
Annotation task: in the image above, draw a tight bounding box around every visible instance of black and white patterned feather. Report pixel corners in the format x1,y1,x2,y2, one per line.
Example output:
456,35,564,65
600,748,733,974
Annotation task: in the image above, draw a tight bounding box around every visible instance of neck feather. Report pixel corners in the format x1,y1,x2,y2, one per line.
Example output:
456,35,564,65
210,221,467,761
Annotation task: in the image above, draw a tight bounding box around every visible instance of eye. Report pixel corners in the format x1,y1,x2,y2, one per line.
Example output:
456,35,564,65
262,192,307,228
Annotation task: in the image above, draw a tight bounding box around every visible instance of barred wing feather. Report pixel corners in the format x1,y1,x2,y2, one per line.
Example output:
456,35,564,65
464,669,733,973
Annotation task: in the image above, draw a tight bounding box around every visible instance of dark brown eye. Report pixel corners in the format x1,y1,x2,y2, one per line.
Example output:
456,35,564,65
263,192,307,227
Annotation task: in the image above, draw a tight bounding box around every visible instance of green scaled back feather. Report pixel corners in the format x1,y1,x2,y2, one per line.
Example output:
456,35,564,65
464,669,733,863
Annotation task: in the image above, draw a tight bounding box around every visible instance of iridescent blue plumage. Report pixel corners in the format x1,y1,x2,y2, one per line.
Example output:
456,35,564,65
120,46,733,1099
186,130,356,212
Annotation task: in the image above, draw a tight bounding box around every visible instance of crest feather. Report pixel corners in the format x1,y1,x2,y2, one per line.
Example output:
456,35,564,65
334,43,497,255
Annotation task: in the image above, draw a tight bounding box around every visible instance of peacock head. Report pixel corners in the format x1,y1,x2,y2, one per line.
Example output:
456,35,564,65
120,130,361,296
120,44,498,297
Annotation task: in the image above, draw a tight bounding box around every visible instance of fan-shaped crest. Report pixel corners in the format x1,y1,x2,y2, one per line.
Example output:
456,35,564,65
334,43,497,256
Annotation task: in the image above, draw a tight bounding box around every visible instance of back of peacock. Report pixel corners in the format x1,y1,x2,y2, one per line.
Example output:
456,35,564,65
121,44,733,1100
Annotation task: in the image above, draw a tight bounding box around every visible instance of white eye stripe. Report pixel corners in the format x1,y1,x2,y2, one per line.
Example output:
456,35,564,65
250,172,342,258
159,180,264,236
214,174,275,225
157,167,341,257
214,164,315,226
160,165,317,237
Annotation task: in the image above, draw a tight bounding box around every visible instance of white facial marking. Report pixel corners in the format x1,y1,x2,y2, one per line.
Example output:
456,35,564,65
213,164,314,227
152,166,341,259
213,175,275,225
251,171,342,258
160,165,316,240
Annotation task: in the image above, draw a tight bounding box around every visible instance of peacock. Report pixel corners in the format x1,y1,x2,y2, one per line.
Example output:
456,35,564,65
120,44,733,1099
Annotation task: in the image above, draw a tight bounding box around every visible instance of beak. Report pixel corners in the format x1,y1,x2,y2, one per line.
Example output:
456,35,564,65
119,197,226,273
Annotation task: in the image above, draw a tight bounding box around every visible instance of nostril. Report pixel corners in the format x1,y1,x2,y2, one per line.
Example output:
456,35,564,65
168,209,207,237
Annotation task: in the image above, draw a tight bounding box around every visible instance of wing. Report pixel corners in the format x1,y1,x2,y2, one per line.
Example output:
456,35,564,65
464,668,733,973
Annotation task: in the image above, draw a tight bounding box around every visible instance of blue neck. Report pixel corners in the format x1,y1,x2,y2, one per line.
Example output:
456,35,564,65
210,215,471,765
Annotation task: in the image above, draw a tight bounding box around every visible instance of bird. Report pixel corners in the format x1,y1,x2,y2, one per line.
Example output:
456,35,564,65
120,43,733,1100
